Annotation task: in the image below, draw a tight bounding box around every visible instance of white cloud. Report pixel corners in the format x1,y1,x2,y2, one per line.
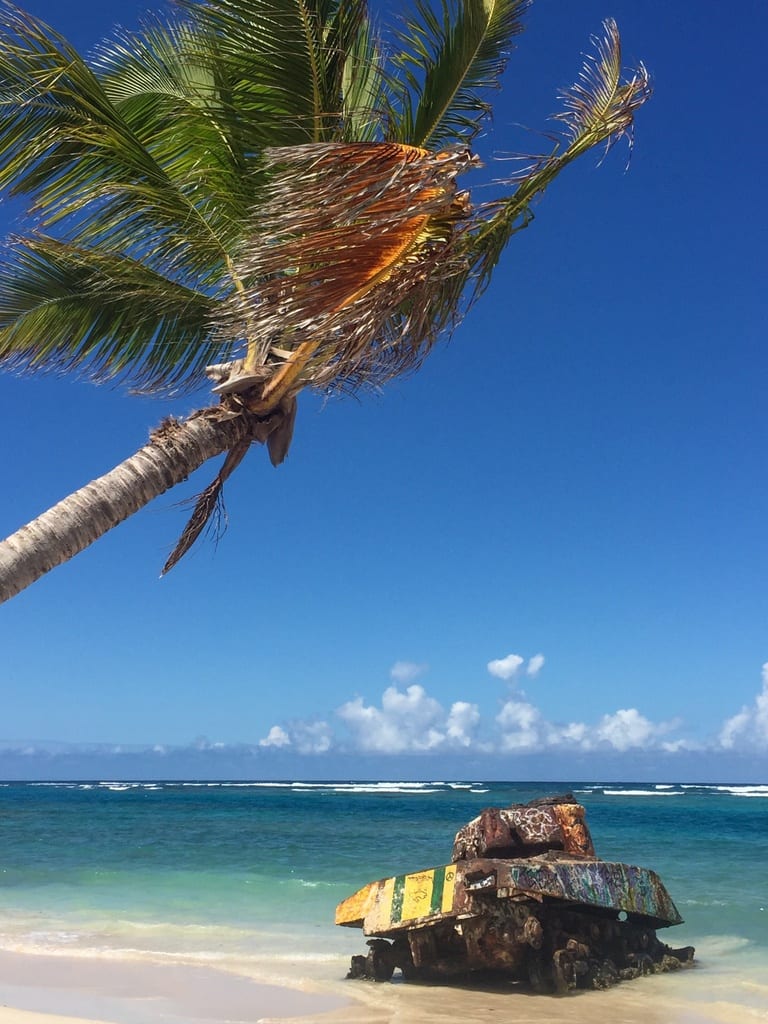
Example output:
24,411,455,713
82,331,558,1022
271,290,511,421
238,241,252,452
487,653,524,680
757,662,768,740
718,708,751,750
294,721,332,754
241,659,768,761
338,684,447,753
546,720,591,749
594,708,656,752
660,738,699,753
717,662,768,750
337,686,480,753
258,721,331,753
259,725,291,749
527,654,545,677
445,701,481,747
390,661,428,684
496,699,542,751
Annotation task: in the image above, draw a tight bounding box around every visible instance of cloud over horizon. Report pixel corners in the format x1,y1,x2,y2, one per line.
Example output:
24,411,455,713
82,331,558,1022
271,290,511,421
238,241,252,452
718,662,768,751
249,655,768,759
6,655,768,775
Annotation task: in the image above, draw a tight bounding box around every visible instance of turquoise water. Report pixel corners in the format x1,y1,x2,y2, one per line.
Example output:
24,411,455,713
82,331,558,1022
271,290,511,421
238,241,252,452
0,780,765,985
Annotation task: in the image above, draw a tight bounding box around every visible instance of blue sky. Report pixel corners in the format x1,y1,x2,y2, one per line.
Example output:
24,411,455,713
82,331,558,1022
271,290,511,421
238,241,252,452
1,0,767,783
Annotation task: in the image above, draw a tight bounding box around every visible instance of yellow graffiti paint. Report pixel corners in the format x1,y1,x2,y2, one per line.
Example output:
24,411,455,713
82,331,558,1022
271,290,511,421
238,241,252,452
365,875,398,933
401,870,434,921
441,865,456,913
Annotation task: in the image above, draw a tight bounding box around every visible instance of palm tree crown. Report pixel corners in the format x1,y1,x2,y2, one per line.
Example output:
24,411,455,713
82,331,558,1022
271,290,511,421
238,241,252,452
0,0,650,592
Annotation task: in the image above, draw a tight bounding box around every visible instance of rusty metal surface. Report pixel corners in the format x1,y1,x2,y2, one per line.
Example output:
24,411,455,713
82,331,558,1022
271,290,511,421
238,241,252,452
336,795,692,990
336,854,681,938
467,857,683,926
452,796,595,860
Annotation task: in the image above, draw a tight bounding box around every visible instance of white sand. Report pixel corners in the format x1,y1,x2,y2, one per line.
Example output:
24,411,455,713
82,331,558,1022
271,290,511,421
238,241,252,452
0,947,764,1024
0,950,344,1024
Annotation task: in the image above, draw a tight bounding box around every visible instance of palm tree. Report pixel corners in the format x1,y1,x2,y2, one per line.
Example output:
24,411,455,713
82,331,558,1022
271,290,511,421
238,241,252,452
0,0,650,604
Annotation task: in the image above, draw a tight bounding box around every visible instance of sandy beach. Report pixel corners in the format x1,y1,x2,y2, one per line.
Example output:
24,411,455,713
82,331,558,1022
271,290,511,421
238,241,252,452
0,950,343,1024
0,947,764,1024
0,783,763,1024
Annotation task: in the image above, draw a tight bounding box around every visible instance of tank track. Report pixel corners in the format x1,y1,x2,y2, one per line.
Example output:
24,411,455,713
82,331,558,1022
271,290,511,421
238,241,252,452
347,901,695,993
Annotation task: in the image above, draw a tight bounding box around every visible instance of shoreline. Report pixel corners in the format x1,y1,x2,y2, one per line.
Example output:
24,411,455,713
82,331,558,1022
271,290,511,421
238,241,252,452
0,949,347,1024
0,945,764,1024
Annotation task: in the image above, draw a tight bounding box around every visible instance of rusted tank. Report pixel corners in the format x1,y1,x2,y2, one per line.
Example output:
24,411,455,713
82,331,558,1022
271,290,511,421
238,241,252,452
335,794,694,993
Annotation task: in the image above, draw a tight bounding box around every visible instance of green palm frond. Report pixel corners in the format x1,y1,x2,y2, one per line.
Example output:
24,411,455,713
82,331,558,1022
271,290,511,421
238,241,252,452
467,19,651,294
390,0,530,148
91,18,250,251
338,3,391,141
173,0,359,144
0,236,221,392
379,19,651,363
0,1,233,274
340,28,385,141
0,4,650,405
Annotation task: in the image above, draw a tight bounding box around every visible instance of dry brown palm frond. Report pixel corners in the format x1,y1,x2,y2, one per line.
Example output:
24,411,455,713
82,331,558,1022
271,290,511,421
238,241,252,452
161,438,250,576
214,142,478,409
160,395,296,574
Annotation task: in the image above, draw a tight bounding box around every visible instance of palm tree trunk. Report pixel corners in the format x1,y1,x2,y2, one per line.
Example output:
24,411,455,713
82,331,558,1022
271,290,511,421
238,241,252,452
0,406,265,604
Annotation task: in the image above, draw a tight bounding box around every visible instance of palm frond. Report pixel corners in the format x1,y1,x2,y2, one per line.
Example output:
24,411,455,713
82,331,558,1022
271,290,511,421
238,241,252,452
438,19,651,306
91,17,250,251
389,0,530,148
0,235,223,393
161,437,250,576
173,0,352,144
339,4,391,141
364,20,650,368
215,142,476,406
0,1,232,272
554,18,648,154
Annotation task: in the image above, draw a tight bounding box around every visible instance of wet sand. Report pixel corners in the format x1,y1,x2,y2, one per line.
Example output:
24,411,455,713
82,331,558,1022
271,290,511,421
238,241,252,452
0,949,764,1024
0,951,344,1024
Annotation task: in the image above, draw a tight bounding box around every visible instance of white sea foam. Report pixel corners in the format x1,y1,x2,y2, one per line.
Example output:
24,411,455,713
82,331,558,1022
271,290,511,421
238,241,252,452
714,785,768,797
224,782,292,788
694,934,753,956
331,784,441,794
603,789,684,796
285,781,442,794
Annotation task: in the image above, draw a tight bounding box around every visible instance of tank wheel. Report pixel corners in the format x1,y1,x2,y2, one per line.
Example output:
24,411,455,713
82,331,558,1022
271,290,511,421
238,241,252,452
366,939,396,982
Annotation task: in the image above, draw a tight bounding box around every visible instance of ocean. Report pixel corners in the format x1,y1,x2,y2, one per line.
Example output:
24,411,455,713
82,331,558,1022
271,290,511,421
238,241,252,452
0,780,766,1020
